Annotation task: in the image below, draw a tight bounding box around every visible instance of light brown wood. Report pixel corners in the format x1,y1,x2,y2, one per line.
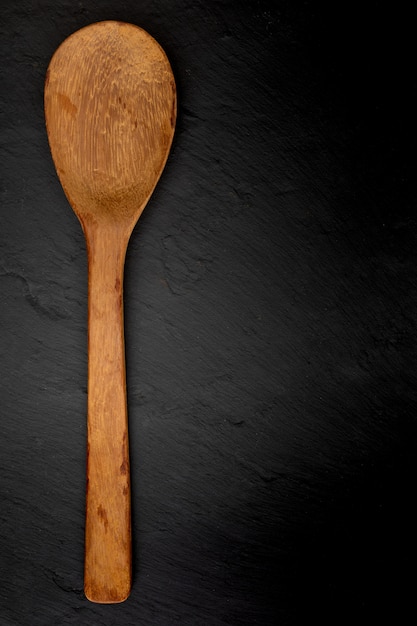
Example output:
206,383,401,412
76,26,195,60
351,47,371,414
44,21,176,603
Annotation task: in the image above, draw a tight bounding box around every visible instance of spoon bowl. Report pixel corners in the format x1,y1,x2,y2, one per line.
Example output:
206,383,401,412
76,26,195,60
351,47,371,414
44,20,176,603
45,20,175,226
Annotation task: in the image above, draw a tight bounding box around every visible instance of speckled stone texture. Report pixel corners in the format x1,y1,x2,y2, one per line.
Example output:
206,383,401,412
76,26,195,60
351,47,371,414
1,2,416,625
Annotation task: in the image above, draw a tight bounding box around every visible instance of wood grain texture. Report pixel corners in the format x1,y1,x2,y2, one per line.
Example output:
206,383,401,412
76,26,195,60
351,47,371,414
44,20,176,603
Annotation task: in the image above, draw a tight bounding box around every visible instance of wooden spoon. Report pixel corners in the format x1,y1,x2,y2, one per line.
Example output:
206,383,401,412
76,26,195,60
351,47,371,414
44,21,176,603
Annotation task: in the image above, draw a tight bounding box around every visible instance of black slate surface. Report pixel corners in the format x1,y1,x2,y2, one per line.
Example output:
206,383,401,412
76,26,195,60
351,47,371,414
1,2,416,624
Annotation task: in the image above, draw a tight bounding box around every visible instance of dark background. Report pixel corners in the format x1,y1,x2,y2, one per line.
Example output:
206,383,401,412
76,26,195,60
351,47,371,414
1,1,416,624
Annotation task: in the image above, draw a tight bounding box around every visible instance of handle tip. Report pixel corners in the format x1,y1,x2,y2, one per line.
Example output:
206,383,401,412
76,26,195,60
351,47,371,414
84,580,131,604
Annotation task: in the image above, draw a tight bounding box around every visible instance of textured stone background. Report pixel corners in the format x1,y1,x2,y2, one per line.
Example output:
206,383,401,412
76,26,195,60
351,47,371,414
1,1,416,624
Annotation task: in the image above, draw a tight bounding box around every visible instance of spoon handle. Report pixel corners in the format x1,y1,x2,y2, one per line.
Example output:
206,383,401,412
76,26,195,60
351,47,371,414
83,225,131,603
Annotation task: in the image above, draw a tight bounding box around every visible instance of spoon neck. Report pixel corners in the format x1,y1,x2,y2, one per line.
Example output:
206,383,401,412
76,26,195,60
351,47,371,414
85,226,129,338
90,236,126,269
85,223,130,278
